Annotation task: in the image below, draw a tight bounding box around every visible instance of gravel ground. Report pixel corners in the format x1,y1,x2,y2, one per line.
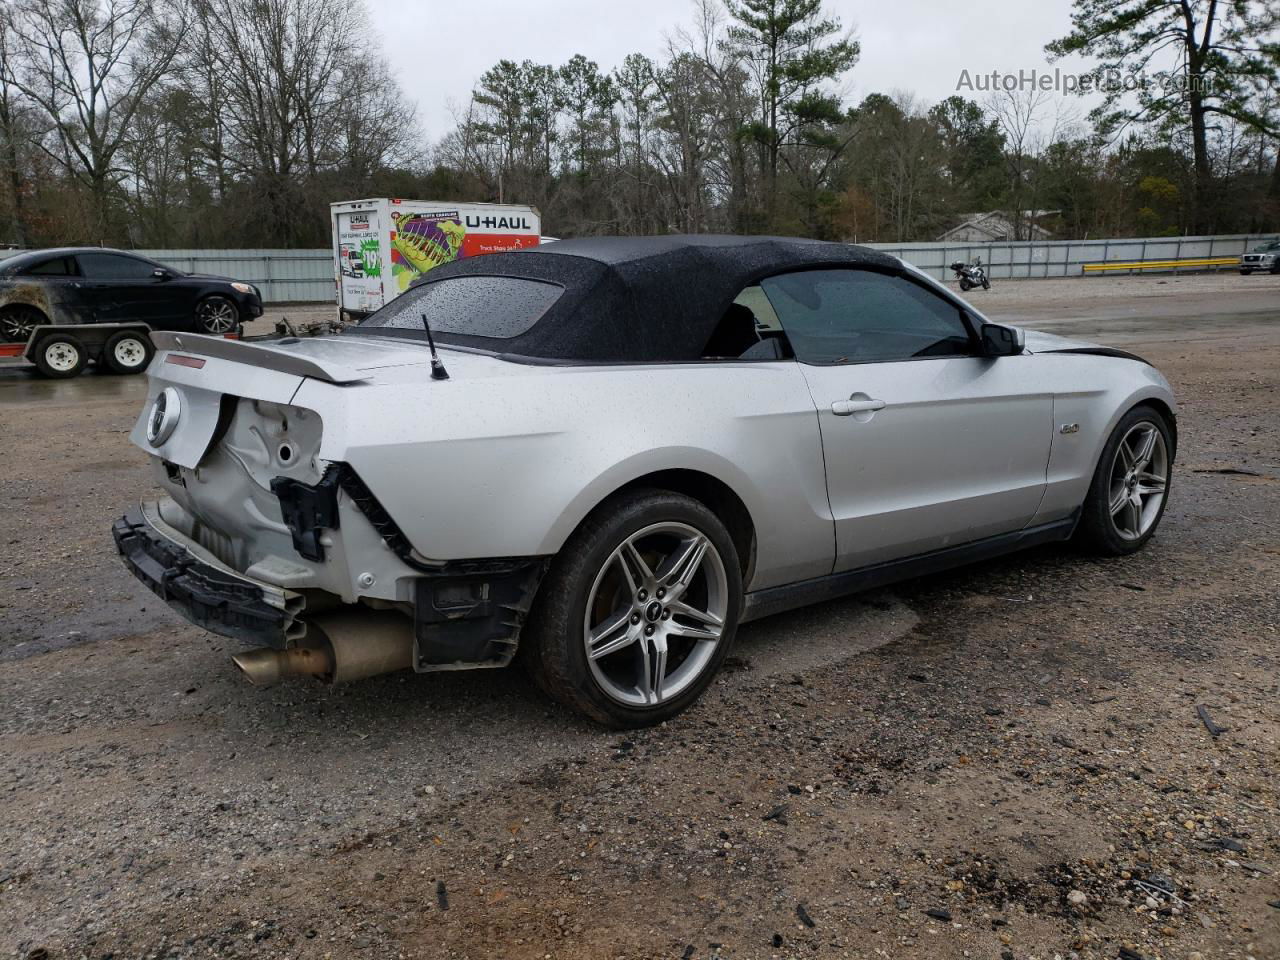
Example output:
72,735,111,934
0,275,1277,960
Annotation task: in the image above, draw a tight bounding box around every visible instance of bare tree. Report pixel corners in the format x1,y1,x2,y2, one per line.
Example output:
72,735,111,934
8,0,189,239
0,7,31,245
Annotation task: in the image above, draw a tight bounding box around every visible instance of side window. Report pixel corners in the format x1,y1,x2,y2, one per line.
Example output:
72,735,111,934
22,256,74,276
77,253,158,280
759,269,974,364
733,285,781,331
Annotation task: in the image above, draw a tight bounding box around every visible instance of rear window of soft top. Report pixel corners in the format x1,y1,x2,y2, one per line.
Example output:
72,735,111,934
356,275,563,340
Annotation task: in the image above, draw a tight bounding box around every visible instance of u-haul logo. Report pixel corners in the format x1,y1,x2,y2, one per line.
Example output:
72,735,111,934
464,214,534,231
349,215,370,230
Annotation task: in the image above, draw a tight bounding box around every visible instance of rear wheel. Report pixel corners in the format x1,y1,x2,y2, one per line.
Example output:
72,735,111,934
102,330,154,374
0,304,46,343
33,333,87,379
196,295,238,334
1076,405,1173,555
959,277,973,291
524,490,742,727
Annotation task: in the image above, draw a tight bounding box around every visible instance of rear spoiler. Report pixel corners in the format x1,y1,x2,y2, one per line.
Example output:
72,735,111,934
151,331,368,384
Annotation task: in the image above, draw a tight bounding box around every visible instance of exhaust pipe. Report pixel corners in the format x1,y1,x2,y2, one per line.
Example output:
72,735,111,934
232,611,415,687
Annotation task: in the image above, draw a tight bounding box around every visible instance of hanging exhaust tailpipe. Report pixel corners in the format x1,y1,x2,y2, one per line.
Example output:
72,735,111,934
231,610,415,686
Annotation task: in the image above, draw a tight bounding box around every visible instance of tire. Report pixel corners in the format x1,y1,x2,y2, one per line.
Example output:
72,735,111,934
982,278,991,290
0,304,47,343
1075,404,1174,556
196,295,239,334
1239,269,1252,275
33,333,87,379
959,277,973,291
102,330,154,374
523,489,743,728
1271,263,1279,275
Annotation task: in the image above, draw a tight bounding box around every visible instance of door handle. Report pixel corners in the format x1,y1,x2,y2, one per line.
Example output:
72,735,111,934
831,398,886,416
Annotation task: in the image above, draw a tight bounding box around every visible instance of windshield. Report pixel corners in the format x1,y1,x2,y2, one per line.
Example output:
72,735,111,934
1253,242,1279,252
354,275,563,341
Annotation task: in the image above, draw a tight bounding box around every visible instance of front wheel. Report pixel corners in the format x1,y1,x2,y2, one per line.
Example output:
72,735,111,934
981,277,991,290
1239,268,1253,275
523,490,742,727
196,296,239,334
1075,405,1174,555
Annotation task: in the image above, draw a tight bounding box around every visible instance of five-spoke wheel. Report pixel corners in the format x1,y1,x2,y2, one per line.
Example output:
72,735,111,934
1107,422,1169,540
1078,404,1174,554
584,522,730,708
524,490,742,727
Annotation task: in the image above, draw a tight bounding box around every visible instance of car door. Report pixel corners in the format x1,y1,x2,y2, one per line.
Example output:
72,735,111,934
758,268,1053,572
75,252,184,324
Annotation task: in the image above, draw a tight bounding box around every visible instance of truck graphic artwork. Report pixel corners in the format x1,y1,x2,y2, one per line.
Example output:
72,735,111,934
332,199,542,319
391,212,466,290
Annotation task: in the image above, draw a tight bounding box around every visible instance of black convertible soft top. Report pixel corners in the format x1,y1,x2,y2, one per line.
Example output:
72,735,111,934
361,234,903,363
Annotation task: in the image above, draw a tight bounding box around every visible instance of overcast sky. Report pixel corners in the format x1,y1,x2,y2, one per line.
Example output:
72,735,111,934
363,0,1098,142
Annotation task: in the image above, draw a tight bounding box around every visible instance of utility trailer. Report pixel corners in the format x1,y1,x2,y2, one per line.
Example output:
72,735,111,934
0,323,241,379
331,198,541,321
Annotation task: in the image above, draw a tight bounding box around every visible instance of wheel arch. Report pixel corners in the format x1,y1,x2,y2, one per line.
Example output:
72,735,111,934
1134,396,1177,456
537,455,760,583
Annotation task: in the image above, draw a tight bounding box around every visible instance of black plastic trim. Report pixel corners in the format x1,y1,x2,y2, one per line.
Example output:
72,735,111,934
413,557,549,669
271,467,342,562
1037,346,1150,365
112,509,290,647
741,515,1078,623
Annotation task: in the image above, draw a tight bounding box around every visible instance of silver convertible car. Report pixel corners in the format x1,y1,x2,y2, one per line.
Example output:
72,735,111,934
114,236,1176,726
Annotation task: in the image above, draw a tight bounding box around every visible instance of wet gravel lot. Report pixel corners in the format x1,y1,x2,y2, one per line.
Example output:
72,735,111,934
0,275,1277,960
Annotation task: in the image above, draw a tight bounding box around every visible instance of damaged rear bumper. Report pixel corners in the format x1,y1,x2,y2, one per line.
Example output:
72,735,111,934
112,502,303,648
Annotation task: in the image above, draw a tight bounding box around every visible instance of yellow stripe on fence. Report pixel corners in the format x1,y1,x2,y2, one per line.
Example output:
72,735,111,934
1083,257,1239,273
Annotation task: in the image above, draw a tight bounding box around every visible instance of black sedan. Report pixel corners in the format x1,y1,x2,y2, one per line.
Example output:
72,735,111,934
0,247,264,377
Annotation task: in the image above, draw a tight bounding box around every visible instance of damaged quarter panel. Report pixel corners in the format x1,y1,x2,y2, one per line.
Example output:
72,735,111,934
292,355,834,591
0,273,91,329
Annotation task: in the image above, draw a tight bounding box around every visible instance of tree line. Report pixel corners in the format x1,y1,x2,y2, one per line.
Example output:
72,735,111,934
1,0,1278,251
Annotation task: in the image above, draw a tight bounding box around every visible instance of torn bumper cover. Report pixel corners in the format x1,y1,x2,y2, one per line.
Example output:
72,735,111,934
112,504,302,648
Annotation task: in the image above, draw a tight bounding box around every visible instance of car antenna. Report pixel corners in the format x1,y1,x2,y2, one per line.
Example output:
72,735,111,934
420,313,449,380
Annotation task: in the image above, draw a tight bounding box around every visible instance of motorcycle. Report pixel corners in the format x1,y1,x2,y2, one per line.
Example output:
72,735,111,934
950,258,990,292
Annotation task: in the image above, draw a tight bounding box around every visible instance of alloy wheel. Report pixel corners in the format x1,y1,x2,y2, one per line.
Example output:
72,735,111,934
197,299,237,333
1,307,41,342
1108,421,1169,540
583,521,729,707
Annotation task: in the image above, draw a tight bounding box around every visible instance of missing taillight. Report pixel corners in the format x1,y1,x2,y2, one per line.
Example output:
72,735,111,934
166,354,206,369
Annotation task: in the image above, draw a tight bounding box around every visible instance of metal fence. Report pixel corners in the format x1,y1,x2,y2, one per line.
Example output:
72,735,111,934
866,233,1274,282
1,233,1274,303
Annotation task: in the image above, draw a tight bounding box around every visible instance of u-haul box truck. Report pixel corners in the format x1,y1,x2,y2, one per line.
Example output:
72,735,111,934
331,198,542,320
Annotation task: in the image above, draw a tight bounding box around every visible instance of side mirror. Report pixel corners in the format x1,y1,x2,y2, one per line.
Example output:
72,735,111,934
980,322,1024,357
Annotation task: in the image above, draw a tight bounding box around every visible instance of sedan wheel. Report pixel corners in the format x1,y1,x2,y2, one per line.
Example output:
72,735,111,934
0,305,45,343
196,296,239,334
524,490,742,727
1076,404,1174,555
